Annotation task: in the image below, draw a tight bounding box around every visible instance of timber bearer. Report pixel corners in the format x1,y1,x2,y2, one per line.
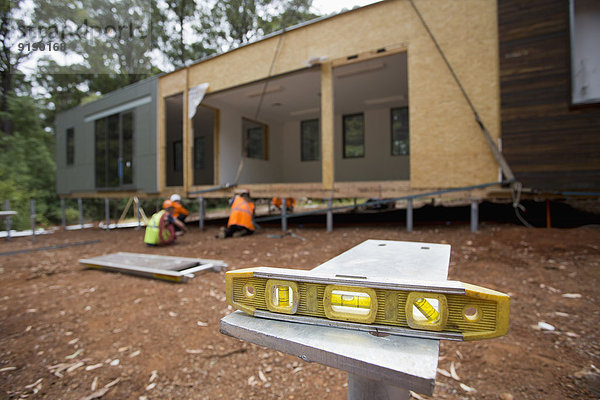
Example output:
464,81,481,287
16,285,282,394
218,189,255,238
144,200,187,246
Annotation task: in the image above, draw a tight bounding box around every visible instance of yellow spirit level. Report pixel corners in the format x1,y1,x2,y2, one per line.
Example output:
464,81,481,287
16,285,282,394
226,267,509,341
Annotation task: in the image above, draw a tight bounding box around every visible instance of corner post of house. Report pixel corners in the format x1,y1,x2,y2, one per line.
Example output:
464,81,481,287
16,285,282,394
321,61,334,192
183,67,192,195
326,197,333,233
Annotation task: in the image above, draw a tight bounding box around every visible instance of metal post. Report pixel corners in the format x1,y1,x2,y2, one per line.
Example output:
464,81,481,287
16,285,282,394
470,199,479,233
199,197,205,229
281,197,288,232
347,373,409,400
30,199,36,242
406,198,413,232
78,198,84,229
60,198,66,230
4,199,11,241
105,198,110,230
326,198,333,232
136,197,142,230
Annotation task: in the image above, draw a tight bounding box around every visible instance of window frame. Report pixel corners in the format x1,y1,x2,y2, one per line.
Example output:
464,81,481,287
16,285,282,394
300,118,320,162
342,113,365,159
94,111,135,189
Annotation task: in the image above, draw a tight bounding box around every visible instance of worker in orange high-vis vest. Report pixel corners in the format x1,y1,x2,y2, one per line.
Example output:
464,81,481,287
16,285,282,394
168,194,189,231
223,189,255,238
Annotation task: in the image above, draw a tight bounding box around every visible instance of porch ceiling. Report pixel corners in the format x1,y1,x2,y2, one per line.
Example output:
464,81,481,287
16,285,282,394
202,52,408,123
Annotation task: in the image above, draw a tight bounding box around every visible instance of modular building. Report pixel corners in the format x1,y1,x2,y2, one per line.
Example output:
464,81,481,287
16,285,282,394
55,0,600,202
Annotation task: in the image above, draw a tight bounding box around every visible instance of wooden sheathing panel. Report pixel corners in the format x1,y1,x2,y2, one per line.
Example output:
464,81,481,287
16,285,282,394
498,0,600,191
157,70,187,194
160,0,500,191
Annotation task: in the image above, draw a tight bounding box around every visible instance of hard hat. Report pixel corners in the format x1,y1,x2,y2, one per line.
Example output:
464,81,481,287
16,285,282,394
170,194,181,202
162,199,174,209
240,189,250,196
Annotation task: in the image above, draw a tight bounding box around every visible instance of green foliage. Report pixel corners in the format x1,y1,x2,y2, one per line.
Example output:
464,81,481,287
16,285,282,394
0,94,57,230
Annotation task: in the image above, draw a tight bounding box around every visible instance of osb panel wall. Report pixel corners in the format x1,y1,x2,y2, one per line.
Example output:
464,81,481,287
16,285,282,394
160,0,500,189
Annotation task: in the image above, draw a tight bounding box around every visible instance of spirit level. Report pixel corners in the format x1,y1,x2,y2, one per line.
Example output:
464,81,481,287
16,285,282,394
226,267,509,341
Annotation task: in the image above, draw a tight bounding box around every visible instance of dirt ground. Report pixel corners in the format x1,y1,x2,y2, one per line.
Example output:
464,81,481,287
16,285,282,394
1,220,599,400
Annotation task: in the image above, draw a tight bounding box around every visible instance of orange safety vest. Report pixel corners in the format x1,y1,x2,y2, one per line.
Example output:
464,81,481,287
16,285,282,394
172,202,189,219
227,196,255,230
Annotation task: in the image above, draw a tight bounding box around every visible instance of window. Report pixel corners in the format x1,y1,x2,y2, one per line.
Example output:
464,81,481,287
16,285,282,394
343,113,365,158
194,136,205,170
301,119,320,161
391,107,409,156
570,0,600,104
66,127,74,165
243,118,268,160
94,111,134,188
172,140,183,171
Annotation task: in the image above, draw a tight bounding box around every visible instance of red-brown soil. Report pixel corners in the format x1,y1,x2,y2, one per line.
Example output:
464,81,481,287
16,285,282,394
1,222,599,399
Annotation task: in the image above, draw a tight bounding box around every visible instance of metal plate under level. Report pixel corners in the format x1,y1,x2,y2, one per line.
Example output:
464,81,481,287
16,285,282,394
221,240,449,395
80,252,227,283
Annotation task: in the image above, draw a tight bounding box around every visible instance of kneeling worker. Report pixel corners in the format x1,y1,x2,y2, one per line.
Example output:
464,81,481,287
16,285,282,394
169,194,189,231
144,200,187,246
220,189,255,238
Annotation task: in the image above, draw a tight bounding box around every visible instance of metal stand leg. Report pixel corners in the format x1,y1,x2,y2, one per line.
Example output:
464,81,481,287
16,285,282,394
347,374,410,400
105,198,110,230
326,198,333,232
470,200,479,233
78,198,84,229
199,197,205,230
406,199,413,233
282,197,287,232
30,199,36,242
4,199,11,242
61,198,66,230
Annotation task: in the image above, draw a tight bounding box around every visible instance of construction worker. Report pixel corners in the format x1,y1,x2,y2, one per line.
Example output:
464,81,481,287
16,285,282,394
169,194,189,230
144,200,187,246
219,189,255,238
271,197,296,213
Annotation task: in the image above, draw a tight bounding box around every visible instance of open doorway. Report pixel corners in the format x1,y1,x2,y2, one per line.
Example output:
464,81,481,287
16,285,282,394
192,105,216,185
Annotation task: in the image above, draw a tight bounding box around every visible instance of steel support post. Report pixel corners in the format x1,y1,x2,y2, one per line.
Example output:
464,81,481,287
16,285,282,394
61,198,66,230
470,200,479,233
78,198,84,229
347,373,410,400
199,197,205,229
326,198,333,232
30,199,36,242
105,198,110,230
406,198,413,232
4,199,11,241
136,198,142,229
281,197,288,232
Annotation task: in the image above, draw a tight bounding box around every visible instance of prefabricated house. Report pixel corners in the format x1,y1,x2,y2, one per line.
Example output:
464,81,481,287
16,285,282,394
55,0,600,203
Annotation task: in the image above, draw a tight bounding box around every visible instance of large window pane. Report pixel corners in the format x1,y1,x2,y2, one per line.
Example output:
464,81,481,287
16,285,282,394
95,119,107,187
173,140,183,171
121,112,134,185
107,114,120,187
194,136,206,170
66,128,74,165
343,113,365,158
301,119,320,161
391,107,409,156
243,118,268,160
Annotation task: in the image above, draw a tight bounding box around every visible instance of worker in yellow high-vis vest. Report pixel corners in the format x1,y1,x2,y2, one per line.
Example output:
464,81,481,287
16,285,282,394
219,189,255,238
144,200,187,246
